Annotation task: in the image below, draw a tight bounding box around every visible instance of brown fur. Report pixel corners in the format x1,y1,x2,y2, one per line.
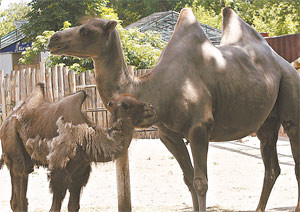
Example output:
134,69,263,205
0,83,155,212
0,156,3,169
48,7,300,211
48,95,148,170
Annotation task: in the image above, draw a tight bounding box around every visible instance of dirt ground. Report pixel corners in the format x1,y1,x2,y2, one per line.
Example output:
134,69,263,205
0,136,297,212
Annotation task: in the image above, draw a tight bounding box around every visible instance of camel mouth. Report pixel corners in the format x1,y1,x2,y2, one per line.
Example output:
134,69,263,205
47,44,67,55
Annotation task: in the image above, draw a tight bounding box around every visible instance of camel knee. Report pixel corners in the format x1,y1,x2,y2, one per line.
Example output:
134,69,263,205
193,177,208,196
183,175,195,191
266,167,280,182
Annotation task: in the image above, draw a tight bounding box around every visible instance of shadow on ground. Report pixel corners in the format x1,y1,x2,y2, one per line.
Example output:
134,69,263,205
179,206,295,212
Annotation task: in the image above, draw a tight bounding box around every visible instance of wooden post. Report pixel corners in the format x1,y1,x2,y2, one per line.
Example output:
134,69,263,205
20,69,26,101
15,71,20,104
45,68,53,102
53,66,59,102
5,74,12,114
58,66,64,100
69,70,76,94
116,150,132,212
0,70,5,122
63,67,70,96
40,62,46,83
26,68,32,94
32,69,36,89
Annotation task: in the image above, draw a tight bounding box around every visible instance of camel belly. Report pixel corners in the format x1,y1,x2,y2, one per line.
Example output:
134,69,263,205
210,94,276,142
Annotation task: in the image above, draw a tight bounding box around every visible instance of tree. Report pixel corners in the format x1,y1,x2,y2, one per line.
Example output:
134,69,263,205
0,1,30,37
20,20,166,71
23,0,108,41
108,0,194,26
191,0,300,36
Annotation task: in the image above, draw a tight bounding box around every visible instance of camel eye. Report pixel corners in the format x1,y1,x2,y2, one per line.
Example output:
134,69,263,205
80,27,91,37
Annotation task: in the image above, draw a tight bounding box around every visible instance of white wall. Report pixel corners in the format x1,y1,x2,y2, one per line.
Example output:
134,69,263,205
0,54,13,75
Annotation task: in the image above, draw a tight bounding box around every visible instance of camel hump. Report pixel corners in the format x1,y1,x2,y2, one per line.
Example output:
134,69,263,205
220,7,264,45
25,83,46,108
178,8,197,25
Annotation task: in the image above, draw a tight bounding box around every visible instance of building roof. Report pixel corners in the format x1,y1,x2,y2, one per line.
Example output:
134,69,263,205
125,11,222,45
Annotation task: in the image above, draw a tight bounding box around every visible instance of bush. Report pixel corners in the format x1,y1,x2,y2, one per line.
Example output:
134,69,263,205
20,21,166,72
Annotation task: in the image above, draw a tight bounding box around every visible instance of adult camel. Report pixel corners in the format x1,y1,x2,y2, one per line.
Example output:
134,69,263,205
47,7,300,212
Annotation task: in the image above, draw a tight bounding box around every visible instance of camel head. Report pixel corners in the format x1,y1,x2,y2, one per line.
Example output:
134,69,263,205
47,18,117,59
108,94,156,127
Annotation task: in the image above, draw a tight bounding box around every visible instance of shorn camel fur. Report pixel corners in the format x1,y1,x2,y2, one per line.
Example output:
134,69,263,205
48,7,300,211
0,83,156,212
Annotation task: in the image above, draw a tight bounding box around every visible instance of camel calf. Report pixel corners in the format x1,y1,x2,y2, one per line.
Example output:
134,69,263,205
0,83,156,212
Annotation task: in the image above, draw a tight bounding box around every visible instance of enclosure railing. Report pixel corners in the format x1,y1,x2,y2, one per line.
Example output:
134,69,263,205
0,63,159,139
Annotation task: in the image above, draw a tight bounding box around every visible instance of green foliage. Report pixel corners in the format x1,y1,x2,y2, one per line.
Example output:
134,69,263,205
191,3,222,30
119,27,166,69
20,20,166,72
191,0,300,36
251,1,300,36
19,21,93,73
108,0,194,26
0,1,30,37
23,0,108,41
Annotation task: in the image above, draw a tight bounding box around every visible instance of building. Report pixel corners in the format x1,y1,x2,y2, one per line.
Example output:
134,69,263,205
125,11,222,45
0,21,47,75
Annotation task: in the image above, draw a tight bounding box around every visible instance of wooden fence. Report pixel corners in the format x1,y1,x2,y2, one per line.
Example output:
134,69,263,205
0,63,159,139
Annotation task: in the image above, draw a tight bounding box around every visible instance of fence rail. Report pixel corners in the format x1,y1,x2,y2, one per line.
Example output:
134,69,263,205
0,63,159,139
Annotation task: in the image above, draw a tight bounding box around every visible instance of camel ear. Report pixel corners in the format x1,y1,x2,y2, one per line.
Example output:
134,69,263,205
106,20,117,32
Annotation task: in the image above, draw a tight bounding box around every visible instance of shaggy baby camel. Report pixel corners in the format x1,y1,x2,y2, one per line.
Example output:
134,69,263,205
0,83,156,212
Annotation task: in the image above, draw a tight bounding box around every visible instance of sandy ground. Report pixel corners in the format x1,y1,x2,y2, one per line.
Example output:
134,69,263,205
0,136,297,212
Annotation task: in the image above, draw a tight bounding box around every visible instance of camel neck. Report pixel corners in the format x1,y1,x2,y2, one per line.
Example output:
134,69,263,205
92,31,135,106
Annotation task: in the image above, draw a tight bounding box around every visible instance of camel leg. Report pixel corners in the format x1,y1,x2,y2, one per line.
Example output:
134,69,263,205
188,123,211,212
282,121,300,211
158,125,199,211
277,75,300,211
67,164,91,212
255,114,281,212
49,169,68,212
9,162,29,212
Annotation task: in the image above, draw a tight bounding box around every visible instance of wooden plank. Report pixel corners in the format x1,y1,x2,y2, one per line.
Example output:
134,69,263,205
79,72,87,112
69,70,76,94
40,62,46,83
85,71,94,121
10,71,16,109
45,68,53,102
5,74,12,114
26,68,32,94
63,67,70,96
53,66,59,102
58,65,64,100
85,107,107,112
89,71,97,123
116,151,132,212
31,69,36,88
20,69,26,101
35,68,41,84
1,75,6,121
76,84,96,89
0,70,3,109
96,87,102,126
15,70,20,104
